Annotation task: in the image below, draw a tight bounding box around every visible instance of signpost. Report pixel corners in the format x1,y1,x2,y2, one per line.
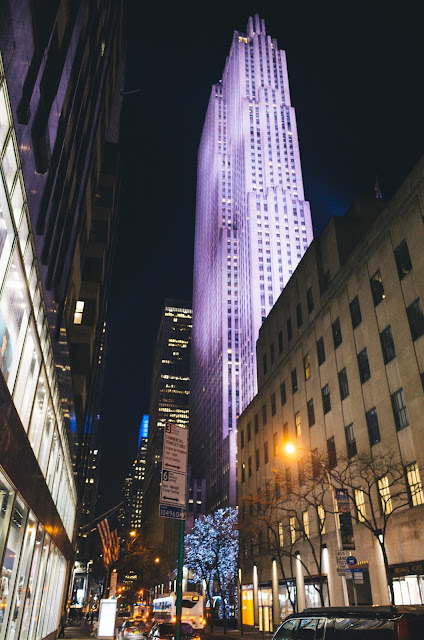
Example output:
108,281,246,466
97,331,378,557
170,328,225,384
346,556,358,605
159,422,188,640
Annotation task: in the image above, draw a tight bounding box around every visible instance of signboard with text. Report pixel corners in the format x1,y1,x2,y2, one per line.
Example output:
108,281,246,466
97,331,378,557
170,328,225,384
159,422,188,520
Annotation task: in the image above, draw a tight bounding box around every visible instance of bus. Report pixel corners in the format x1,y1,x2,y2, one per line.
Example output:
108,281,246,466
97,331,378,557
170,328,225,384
152,593,205,630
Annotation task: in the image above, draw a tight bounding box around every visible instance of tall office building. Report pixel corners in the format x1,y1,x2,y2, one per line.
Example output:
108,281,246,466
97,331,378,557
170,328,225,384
191,15,313,510
143,301,191,583
130,415,150,530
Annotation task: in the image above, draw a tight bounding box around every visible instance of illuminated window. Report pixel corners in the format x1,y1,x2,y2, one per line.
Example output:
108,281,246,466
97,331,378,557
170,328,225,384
295,411,301,437
317,505,325,534
405,462,424,506
303,354,311,380
378,476,393,515
303,510,309,539
73,300,84,324
355,488,366,522
278,522,284,547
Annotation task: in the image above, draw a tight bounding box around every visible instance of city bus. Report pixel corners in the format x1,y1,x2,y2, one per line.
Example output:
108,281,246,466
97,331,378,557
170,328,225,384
152,593,205,630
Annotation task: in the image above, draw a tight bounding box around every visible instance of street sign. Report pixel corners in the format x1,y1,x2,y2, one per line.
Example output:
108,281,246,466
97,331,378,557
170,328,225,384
159,504,186,519
346,556,357,568
345,568,363,583
162,422,188,472
160,469,186,507
336,550,349,576
160,422,188,520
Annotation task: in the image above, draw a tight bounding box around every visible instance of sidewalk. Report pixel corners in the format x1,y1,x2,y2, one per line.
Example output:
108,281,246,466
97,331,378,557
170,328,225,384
62,622,94,639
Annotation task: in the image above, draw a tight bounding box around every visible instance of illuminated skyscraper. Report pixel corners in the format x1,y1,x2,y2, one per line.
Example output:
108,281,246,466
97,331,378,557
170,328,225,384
142,301,191,575
191,15,313,510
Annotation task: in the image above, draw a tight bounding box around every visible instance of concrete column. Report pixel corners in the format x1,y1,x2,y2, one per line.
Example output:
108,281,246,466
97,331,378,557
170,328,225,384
372,536,391,605
272,559,279,628
322,546,333,606
253,565,259,627
295,554,306,611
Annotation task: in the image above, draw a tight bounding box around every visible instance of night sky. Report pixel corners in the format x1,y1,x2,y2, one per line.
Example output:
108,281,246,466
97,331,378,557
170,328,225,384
97,0,424,512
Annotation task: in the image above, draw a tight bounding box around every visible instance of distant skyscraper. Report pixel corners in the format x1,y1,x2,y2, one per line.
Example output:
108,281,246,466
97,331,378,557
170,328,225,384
143,301,191,577
191,15,313,510
131,415,149,530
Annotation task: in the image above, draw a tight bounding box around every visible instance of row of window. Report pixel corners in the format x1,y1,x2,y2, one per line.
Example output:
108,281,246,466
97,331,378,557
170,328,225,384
241,462,423,552
262,238,420,377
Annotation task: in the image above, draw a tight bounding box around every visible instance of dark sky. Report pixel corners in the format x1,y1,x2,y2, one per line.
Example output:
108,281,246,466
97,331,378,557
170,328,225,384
97,0,424,512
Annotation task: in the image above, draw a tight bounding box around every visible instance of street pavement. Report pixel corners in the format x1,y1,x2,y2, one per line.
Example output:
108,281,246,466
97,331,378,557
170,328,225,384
62,623,274,640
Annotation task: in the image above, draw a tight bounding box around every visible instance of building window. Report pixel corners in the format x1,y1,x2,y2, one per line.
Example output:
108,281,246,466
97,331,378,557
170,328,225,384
357,347,371,383
380,325,396,364
370,270,385,306
73,300,85,324
332,317,342,349
321,384,331,414
366,407,381,446
291,368,298,394
345,423,357,458
270,342,275,365
273,432,279,456
394,239,412,280
316,337,325,365
378,476,393,515
248,456,252,477
255,449,260,471
254,413,259,434
338,367,349,400
405,462,424,506
287,316,293,341
296,303,303,328
241,464,246,483
303,510,310,539
407,298,424,341
280,381,286,405
290,516,296,543
262,403,267,425
263,353,268,375
324,270,331,288
355,489,366,522
278,330,283,354
303,354,311,380
241,429,245,449
349,295,362,329
247,422,252,442
271,392,276,415
307,398,315,427
283,422,289,441
307,286,314,313
317,504,325,534
391,388,409,431
278,522,284,547
295,411,301,437
327,436,337,469
264,441,269,464
298,459,305,485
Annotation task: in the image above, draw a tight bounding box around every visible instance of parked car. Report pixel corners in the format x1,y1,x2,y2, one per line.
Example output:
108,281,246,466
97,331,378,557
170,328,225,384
120,618,149,640
272,606,424,639
148,622,200,640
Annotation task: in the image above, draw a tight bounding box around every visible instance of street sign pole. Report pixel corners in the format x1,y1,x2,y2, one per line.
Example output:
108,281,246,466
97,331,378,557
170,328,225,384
159,423,188,640
175,518,184,640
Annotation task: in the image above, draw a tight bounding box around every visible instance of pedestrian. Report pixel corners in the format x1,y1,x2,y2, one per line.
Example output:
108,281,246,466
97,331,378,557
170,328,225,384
58,611,67,638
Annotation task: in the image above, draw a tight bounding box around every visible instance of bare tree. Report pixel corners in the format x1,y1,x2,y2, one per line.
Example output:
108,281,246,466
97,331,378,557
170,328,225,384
241,453,330,612
327,450,415,604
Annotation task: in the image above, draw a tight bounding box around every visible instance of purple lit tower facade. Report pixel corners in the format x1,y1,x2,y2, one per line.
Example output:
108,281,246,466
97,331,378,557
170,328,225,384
191,15,313,511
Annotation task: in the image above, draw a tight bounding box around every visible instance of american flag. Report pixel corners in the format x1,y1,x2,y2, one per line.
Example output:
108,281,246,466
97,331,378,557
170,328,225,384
97,518,120,568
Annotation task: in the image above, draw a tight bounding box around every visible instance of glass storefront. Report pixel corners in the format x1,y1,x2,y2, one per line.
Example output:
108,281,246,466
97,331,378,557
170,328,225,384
0,55,76,539
0,468,67,640
393,575,424,605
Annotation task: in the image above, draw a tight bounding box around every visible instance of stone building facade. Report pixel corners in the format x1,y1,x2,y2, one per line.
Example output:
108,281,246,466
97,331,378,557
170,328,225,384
238,158,424,627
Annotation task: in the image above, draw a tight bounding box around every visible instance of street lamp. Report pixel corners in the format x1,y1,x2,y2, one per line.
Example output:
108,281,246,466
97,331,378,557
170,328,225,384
283,442,349,606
